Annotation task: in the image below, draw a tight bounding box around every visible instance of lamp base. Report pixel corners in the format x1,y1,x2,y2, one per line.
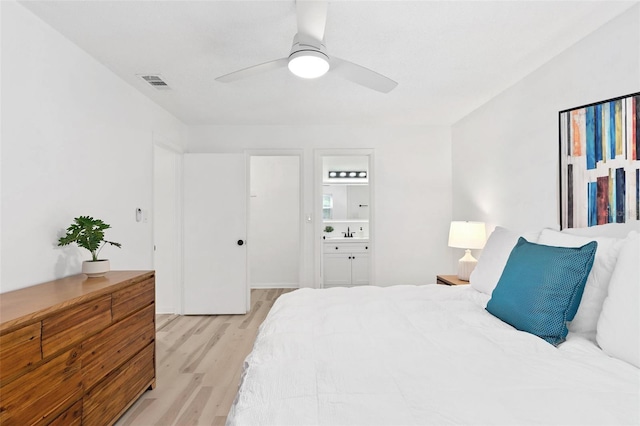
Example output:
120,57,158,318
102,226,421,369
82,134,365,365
457,249,477,281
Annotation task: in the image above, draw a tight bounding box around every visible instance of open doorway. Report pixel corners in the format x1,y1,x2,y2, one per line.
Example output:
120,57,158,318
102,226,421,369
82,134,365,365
248,154,302,289
315,150,374,288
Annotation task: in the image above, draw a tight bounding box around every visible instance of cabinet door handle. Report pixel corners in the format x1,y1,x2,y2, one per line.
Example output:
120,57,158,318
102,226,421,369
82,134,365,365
335,247,339,250
365,246,368,250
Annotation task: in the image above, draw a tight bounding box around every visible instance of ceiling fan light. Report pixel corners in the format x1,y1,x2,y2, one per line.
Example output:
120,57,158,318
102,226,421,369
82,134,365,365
288,50,330,79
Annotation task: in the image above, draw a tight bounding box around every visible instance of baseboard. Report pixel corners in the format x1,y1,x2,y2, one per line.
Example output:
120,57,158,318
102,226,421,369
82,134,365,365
250,283,299,289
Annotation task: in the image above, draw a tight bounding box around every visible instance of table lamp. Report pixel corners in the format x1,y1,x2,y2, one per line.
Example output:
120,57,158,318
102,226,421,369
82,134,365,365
448,221,486,281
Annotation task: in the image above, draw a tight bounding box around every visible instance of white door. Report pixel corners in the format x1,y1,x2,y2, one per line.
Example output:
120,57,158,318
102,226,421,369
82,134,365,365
183,153,247,314
153,145,181,313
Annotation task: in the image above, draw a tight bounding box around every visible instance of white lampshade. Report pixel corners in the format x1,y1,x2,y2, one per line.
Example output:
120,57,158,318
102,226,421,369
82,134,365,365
448,221,486,250
448,221,486,281
288,50,330,79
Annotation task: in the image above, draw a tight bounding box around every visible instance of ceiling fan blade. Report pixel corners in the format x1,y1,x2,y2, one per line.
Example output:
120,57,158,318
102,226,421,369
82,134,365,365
331,57,398,93
216,58,288,83
296,0,328,41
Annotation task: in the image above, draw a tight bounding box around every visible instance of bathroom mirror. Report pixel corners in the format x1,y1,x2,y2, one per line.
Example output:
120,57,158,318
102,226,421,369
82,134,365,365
322,184,369,220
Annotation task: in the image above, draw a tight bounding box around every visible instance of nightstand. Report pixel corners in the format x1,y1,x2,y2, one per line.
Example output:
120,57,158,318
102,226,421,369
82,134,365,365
436,275,469,286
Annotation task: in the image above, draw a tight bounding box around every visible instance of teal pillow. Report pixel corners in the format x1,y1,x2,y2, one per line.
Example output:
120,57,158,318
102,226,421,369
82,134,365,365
486,237,597,346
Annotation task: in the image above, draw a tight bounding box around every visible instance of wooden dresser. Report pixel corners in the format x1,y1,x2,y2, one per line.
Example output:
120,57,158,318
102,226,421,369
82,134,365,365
0,270,155,426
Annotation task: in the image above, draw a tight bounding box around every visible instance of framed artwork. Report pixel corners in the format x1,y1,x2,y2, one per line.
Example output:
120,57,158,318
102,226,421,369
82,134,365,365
559,92,639,229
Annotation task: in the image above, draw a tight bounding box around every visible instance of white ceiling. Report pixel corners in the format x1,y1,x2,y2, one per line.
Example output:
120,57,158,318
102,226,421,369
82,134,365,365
20,0,636,126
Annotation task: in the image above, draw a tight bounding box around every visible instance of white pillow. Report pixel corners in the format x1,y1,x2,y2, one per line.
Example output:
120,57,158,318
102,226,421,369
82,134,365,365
597,231,639,367
537,228,625,340
470,227,540,295
562,222,640,239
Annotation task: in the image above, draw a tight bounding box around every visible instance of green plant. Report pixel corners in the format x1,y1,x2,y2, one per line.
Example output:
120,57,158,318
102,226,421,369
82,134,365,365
324,225,334,233
58,216,122,261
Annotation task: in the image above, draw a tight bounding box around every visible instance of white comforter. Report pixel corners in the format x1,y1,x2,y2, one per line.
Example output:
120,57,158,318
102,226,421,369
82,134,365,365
227,285,639,425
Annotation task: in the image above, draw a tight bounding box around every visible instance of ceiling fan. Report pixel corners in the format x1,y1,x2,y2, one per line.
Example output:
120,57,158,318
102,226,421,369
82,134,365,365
215,0,397,93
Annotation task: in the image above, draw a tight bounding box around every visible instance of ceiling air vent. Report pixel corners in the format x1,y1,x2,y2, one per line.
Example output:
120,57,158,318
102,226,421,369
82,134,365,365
139,74,171,90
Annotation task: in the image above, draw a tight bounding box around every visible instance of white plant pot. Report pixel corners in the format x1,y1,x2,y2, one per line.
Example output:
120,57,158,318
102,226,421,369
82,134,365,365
82,260,110,278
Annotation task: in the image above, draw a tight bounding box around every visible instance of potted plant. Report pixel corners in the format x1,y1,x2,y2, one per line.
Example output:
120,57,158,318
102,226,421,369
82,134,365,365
57,215,122,278
323,225,334,239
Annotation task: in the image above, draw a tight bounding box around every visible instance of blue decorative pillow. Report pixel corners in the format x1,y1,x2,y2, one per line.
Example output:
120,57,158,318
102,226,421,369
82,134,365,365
486,237,597,346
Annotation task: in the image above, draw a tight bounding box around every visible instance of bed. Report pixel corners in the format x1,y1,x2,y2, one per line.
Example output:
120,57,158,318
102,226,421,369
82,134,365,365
227,224,640,425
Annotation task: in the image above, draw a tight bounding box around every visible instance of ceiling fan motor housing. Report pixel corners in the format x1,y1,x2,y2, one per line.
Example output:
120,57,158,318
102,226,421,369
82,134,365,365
289,33,329,60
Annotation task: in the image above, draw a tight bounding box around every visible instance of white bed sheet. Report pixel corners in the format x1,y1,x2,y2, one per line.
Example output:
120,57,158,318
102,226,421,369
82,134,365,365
227,285,639,425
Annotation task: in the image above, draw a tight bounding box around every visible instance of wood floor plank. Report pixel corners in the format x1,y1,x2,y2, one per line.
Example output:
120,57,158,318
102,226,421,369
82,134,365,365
175,386,213,425
212,416,226,426
180,323,230,373
155,373,204,425
115,288,293,426
119,399,156,426
238,300,263,329
159,316,211,363
156,314,178,331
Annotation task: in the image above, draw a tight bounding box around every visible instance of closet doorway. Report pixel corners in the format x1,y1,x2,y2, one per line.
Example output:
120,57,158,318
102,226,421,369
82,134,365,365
248,153,303,289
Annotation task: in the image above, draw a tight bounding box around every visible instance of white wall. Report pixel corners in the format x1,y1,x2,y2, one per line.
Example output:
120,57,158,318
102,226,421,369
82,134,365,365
249,156,300,287
188,125,453,286
1,1,187,292
452,5,640,234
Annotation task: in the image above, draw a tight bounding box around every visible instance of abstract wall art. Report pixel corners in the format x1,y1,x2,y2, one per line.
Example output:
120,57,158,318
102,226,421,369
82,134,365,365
559,92,640,229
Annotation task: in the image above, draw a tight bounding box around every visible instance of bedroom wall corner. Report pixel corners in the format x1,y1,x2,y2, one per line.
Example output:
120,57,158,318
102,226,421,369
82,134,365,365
451,4,640,234
0,1,188,293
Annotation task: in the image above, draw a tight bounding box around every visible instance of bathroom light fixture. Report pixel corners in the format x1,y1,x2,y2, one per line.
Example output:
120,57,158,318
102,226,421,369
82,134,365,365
327,171,367,179
288,50,330,79
448,221,486,281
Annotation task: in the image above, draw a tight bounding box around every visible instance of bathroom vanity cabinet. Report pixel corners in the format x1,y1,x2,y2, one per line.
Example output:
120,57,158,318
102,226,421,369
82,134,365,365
323,241,369,287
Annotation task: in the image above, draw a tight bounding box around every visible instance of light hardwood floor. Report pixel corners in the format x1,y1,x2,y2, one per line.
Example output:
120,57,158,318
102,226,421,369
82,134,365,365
116,288,294,426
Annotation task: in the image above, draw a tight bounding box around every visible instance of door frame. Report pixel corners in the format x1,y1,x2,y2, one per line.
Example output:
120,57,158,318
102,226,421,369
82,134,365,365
245,149,304,304
314,149,375,288
152,136,183,314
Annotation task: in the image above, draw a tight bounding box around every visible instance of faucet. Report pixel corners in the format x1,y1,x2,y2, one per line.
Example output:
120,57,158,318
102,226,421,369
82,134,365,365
342,227,354,238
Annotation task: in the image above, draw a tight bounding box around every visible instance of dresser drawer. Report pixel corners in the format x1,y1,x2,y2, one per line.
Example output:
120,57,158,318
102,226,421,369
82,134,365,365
82,304,155,390
0,346,82,426
48,400,82,426
0,322,42,383
112,277,155,321
323,242,369,253
42,295,112,358
82,342,155,426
